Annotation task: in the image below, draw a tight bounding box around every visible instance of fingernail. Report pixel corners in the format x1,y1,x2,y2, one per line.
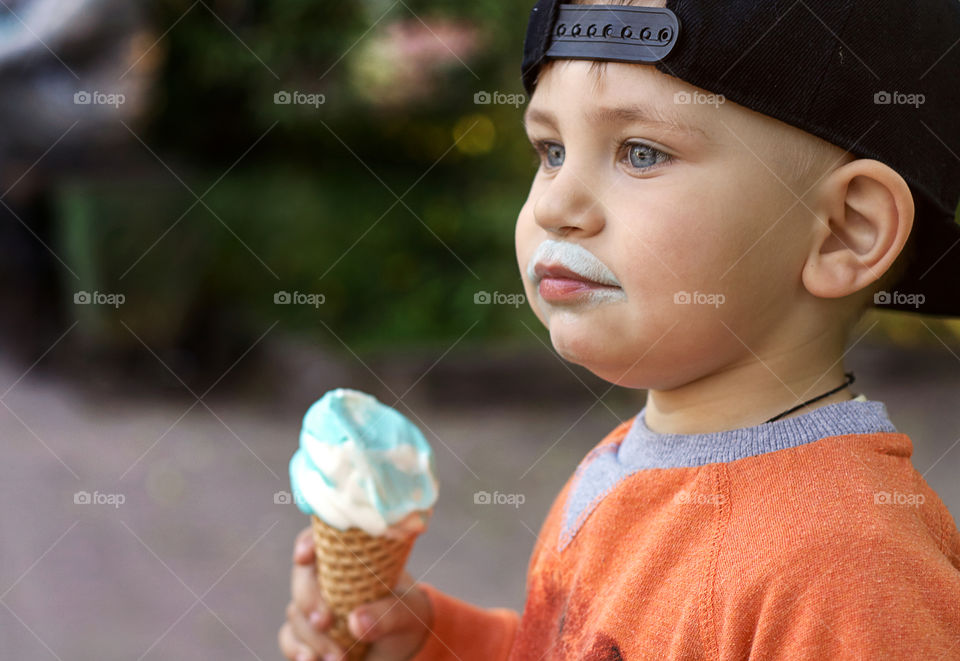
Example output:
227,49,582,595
323,655,338,661
357,612,373,630
309,610,325,629
349,610,372,636
296,652,312,661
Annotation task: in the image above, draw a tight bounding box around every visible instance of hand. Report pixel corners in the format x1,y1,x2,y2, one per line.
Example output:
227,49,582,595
279,527,434,661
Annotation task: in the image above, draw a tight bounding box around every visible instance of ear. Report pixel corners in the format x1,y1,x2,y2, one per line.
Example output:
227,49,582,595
802,159,914,300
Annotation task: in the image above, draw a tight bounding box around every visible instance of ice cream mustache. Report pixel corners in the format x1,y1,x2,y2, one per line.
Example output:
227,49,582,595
526,239,626,304
289,388,438,539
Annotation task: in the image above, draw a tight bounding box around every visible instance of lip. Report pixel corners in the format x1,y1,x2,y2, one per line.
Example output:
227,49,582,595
526,240,625,306
533,262,611,286
534,262,622,303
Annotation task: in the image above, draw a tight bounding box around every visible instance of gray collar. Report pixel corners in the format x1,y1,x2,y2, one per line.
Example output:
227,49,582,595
558,398,897,551
619,398,897,468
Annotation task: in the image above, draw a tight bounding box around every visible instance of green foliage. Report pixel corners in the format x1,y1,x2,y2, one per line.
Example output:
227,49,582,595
62,0,541,354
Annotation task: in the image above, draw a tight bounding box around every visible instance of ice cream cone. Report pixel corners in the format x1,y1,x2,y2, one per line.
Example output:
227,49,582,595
290,389,438,659
311,514,416,660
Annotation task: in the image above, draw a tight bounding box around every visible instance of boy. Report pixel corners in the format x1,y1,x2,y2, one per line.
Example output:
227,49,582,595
280,0,960,658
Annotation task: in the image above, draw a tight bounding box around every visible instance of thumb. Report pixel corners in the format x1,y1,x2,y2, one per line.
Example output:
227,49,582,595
348,585,430,642
293,527,315,565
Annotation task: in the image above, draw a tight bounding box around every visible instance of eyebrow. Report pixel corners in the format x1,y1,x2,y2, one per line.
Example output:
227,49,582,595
523,104,707,139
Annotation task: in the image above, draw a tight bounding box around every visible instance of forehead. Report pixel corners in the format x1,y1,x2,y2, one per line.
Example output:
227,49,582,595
524,59,710,138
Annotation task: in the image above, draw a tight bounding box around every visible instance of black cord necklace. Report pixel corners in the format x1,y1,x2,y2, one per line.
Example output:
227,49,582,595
765,372,856,423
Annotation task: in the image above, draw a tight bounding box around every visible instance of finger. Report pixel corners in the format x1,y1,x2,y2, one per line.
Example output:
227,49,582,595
287,601,343,657
347,586,429,643
278,621,318,661
393,570,414,591
294,527,315,564
291,557,325,617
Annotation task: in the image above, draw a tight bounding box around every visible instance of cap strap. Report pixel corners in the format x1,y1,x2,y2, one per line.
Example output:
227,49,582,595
545,4,680,63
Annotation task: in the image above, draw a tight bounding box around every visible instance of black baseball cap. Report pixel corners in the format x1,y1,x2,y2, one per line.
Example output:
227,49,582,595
521,1,960,316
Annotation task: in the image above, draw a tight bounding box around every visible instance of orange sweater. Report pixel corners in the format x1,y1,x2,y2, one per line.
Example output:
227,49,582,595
411,400,960,659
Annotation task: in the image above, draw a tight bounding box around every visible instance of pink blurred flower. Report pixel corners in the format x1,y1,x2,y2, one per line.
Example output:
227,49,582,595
351,16,482,107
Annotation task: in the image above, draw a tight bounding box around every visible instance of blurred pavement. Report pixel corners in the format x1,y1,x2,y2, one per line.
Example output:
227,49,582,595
1,338,958,660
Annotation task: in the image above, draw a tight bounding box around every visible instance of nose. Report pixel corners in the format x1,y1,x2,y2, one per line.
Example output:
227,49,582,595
532,164,605,236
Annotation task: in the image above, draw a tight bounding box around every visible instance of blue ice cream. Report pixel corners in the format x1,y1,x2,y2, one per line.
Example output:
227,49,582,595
289,388,438,537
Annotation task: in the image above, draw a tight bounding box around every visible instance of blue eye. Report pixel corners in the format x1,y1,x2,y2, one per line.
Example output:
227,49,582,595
531,140,670,172
543,142,564,168
626,142,670,170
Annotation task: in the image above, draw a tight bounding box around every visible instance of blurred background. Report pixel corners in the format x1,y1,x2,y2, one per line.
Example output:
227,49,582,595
1,1,958,659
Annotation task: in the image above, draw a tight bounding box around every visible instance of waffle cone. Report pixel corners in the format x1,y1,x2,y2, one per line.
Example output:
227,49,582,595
311,515,417,660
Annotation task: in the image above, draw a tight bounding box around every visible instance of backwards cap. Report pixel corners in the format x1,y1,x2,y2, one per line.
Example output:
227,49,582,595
522,1,960,316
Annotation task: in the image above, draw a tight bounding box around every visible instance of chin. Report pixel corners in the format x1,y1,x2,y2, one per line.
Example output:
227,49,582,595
547,321,693,391
549,320,634,382
558,350,652,390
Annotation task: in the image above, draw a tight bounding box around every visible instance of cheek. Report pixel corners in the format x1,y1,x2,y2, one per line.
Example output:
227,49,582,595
606,178,765,298
515,197,550,325
601,189,714,296
515,198,534,262
515,197,541,285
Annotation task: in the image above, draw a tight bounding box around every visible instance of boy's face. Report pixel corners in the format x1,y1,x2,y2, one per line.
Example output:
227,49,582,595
516,60,836,389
